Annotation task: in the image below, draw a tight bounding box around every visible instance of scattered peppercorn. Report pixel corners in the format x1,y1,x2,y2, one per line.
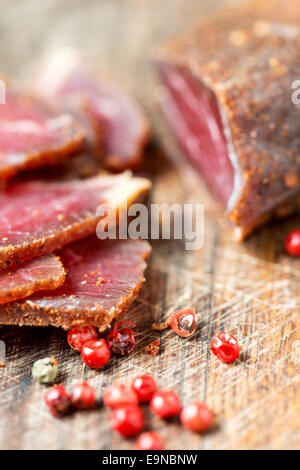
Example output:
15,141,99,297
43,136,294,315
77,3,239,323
145,339,160,356
285,230,300,256
32,357,58,384
151,307,197,338
110,404,145,437
81,338,111,368
132,375,157,403
71,382,95,410
180,402,213,433
210,332,240,363
136,431,165,450
44,384,71,417
103,382,138,409
169,308,197,337
150,389,181,419
107,320,136,356
67,325,98,352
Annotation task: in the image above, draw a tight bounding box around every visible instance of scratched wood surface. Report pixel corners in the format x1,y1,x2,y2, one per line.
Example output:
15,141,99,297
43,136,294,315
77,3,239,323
0,0,300,450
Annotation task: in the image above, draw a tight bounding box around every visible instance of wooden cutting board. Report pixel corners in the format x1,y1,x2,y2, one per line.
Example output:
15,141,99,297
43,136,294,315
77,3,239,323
0,0,299,450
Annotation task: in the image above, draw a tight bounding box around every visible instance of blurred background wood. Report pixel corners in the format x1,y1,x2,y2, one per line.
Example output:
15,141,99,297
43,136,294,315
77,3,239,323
0,0,299,450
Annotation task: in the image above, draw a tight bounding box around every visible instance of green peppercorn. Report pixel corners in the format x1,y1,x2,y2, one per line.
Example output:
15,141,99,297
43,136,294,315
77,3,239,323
32,357,58,384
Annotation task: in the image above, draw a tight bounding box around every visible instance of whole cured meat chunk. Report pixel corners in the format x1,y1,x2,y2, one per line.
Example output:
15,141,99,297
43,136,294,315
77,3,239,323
156,0,300,240
0,90,84,180
34,51,151,171
0,254,65,304
0,172,151,269
0,237,151,330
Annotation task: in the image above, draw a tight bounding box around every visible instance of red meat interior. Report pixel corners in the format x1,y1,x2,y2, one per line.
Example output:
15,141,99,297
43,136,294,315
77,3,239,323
159,64,234,207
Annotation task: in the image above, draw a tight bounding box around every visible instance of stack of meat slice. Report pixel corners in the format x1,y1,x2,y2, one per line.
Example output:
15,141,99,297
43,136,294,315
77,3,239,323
0,62,152,330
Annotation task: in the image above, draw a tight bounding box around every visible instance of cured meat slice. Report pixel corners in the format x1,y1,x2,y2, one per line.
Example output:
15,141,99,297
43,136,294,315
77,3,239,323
34,51,150,171
0,172,151,269
156,0,300,240
0,254,65,305
0,90,84,180
0,237,151,330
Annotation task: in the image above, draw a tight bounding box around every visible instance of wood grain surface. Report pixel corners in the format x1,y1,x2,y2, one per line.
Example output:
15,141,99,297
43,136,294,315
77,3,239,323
0,0,299,450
